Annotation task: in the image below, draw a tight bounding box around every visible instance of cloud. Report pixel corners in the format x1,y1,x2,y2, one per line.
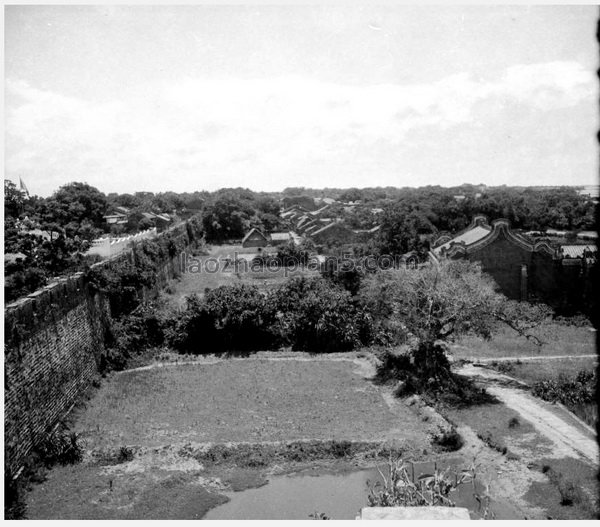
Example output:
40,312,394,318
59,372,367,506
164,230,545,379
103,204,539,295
5,60,596,195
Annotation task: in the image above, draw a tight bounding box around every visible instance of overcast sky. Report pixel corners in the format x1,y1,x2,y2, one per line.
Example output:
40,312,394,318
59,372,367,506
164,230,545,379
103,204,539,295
5,5,599,197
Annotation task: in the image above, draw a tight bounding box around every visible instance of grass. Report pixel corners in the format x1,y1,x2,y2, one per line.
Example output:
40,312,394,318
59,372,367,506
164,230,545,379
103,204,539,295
442,401,554,460
453,323,595,360
483,360,598,428
485,358,597,385
180,440,407,468
164,244,319,309
74,358,430,449
524,457,599,519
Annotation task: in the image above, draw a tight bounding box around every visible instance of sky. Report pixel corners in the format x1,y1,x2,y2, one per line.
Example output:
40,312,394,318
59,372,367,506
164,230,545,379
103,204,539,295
4,5,599,197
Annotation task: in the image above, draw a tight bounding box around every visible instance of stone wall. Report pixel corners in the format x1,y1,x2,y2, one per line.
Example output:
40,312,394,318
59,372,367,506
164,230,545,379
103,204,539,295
4,220,200,473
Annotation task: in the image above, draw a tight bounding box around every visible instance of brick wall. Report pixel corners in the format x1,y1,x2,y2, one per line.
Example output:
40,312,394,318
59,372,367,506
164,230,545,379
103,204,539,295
4,220,199,473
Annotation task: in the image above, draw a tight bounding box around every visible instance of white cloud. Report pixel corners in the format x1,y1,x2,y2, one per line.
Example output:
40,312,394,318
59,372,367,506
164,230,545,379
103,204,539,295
5,60,597,195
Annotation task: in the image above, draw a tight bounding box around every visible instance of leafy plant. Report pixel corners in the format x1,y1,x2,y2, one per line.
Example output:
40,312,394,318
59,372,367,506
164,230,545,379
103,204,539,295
309,511,331,520
432,427,464,452
532,370,597,426
366,456,493,519
34,428,83,468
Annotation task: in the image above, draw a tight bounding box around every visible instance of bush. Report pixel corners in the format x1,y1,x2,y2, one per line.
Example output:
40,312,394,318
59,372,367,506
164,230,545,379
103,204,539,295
270,277,364,353
532,370,596,416
100,301,170,372
432,427,464,452
374,350,497,408
168,285,277,353
34,428,83,468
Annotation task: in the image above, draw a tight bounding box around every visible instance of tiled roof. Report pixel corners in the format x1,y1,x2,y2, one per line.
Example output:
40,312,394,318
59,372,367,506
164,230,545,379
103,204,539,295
560,245,597,258
434,225,491,254
242,228,268,244
270,232,291,241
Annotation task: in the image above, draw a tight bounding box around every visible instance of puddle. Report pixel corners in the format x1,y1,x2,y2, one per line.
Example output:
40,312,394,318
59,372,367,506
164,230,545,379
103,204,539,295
203,461,522,520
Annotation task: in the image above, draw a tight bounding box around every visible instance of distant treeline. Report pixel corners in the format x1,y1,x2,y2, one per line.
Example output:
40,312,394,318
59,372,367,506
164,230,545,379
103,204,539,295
4,180,596,302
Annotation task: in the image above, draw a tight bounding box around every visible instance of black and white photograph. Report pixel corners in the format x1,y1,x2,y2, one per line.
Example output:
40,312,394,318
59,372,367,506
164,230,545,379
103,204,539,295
3,4,599,521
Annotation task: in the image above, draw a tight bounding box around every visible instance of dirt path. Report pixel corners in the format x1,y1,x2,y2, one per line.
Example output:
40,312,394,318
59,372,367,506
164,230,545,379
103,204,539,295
457,364,598,466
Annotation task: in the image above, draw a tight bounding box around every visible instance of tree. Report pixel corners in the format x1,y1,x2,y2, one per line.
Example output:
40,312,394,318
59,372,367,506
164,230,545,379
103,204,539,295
361,260,551,386
4,180,26,219
201,195,254,241
42,182,108,231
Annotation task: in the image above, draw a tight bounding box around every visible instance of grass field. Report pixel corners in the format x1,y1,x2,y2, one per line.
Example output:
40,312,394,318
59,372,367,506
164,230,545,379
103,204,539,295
453,323,596,360
74,358,430,450
485,357,597,385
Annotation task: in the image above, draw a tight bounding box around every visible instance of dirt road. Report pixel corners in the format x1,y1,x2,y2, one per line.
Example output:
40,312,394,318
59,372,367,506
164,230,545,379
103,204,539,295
457,364,598,466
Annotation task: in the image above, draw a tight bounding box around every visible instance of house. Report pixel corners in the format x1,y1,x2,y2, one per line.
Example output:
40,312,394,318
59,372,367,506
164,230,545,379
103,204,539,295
103,206,131,225
311,222,356,244
242,228,269,248
282,195,317,211
431,216,595,314
309,204,331,217
269,232,292,246
103,213,128,225
432,216,557,301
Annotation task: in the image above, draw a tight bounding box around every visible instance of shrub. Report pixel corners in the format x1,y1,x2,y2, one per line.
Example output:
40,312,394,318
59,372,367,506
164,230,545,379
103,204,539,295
168,285,277,353
117,446,135,463
366,457,491,516
508,417,521,428
432,427,464,452
532,370,596,425
270,277,364,353
100,301,170,372
375,350,497,408
34,428,83,468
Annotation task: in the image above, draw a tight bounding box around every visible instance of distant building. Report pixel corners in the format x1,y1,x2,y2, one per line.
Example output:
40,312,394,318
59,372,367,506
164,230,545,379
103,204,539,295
269,232,292,246
281,196,317,211
432,216,595,313
311,222,356,244
242,228,269,248
103,213,128,225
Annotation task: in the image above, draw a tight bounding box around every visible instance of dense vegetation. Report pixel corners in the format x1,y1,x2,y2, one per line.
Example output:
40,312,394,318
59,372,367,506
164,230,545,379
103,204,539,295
532,370,597,427
5,179,596,302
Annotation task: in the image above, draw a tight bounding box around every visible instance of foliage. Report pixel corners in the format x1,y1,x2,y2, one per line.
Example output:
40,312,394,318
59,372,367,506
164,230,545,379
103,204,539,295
4,179,27,218
309,511,331,520
168,285,277,353
169,277,373,354
375,351,498,408
432,427,464,452
362,261,551,384
270,277,366,352
366,456,492,518
201,193,255,241
100,302,171,372
34,427,83,468
532,370,596,426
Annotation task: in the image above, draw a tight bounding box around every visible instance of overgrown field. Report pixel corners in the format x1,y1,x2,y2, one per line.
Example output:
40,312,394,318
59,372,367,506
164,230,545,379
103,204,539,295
164,244,319,308
74,358,430,450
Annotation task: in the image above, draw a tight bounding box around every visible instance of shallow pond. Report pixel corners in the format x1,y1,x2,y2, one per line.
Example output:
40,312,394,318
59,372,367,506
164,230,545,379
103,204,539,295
204,461,523,520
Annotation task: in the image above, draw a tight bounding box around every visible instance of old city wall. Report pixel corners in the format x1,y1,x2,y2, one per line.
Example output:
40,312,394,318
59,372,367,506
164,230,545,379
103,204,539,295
4,221,199,473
